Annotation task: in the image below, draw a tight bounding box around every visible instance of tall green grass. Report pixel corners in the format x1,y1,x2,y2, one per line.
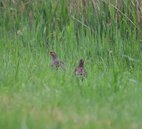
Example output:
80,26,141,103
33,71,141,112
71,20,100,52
0,0,142,129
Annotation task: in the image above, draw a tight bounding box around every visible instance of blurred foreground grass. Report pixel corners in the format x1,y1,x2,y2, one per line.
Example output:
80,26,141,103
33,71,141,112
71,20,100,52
0,0,142,129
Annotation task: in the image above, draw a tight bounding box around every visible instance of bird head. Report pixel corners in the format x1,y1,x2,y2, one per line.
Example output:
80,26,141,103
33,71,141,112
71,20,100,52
50,51,58,59
78,59,84,67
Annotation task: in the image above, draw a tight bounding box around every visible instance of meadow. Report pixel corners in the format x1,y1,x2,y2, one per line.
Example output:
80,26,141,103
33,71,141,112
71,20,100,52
0,0,142,129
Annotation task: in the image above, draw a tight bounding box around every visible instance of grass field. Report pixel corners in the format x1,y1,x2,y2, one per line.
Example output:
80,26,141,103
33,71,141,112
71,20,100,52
0,0,142,129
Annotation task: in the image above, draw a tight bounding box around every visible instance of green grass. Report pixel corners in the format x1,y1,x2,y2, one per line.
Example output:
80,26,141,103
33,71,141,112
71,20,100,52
0,0,142,129
0,29,142,129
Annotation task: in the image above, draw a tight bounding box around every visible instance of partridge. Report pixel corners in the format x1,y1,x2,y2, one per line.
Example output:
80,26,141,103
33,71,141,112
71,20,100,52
49,51,65,69
74,59,87,79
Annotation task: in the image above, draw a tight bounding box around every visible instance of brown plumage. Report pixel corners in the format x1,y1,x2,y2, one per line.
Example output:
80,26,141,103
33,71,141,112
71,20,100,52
74,59,87,79
49,51,66,69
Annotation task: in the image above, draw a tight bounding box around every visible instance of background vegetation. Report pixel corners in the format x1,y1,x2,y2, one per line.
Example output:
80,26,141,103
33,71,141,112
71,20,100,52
0,0,142,129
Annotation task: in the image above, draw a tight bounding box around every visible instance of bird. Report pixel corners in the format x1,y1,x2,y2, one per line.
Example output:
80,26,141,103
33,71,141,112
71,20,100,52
49,51,66,70
74,59,87,80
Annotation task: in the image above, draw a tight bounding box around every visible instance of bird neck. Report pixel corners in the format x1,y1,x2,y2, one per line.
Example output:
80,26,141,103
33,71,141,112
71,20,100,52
52,57,59,62
79,63,84,68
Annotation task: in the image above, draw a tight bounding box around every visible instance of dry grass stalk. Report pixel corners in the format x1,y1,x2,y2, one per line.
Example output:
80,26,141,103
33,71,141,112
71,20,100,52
69,0,83,16
136,0,142,23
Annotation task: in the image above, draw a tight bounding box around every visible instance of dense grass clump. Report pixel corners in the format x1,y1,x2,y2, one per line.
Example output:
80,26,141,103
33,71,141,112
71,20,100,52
0,0,142,129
